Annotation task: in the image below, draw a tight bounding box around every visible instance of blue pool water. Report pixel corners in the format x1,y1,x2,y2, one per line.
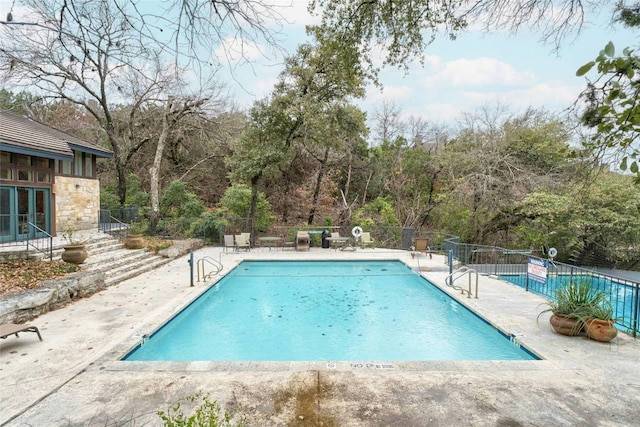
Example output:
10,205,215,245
124,260,536,361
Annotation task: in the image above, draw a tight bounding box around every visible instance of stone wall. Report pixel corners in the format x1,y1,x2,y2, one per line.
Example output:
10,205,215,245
0,271,106,324
54,176,100,232
0,239,203,324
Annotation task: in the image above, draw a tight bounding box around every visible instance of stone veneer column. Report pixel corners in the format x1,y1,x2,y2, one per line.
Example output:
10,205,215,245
54,176,100,232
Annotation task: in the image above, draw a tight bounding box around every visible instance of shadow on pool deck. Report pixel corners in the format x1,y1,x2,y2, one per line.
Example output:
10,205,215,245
1,246,639,426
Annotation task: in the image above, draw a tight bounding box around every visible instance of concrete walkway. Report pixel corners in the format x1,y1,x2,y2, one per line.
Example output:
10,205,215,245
1,246,639,426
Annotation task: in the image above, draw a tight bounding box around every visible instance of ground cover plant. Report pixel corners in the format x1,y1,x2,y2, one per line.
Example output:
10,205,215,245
0,259,79,297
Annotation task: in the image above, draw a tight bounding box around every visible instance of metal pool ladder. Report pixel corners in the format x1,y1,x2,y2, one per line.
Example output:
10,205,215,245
196,256,223,283
446,266,479,298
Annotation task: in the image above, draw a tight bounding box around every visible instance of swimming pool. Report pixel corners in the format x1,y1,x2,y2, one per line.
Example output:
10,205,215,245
124,260,536,362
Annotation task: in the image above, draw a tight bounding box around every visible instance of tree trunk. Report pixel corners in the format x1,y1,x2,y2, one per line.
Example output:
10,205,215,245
116,161,128,206
249,174,260,247
149,103,171,233
308,147,330,224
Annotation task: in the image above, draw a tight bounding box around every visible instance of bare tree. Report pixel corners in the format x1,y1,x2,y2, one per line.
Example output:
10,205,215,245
372,99,405,145
0,0,228,205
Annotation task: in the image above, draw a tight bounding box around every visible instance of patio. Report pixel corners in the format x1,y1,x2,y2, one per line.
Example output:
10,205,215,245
1,245,639,426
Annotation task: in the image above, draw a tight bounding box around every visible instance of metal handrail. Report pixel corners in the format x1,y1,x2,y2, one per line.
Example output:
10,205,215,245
446,266,479,299
99,214,130,239
196,256,223,282
25,222,53,261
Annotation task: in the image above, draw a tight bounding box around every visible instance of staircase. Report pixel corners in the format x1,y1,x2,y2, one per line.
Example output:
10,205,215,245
52,234,173,287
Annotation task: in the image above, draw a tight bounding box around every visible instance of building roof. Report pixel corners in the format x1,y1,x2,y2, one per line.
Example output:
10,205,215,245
0,110,113,160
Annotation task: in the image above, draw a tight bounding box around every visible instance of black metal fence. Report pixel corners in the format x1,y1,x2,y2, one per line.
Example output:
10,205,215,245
444,238,640,338
98,207,139,238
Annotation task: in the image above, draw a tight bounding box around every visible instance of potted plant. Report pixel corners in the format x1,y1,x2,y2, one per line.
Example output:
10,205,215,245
61,228,89,264
537,278,605,336
124,221,146,249
583,300,618,342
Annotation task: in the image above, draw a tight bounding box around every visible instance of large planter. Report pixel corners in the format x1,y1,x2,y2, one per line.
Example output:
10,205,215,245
61,244,88,265
125,234,145,249
584,318,618,342
549,313,583,336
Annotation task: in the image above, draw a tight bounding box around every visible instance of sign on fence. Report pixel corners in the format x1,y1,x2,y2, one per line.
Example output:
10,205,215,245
527,257,547,284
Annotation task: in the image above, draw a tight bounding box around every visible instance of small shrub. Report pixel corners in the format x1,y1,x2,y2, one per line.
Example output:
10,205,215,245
158,392,244,427
144,236,173,253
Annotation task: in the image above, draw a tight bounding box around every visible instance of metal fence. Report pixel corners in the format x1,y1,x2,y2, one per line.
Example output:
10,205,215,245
98,207,139,238
444,238,640,338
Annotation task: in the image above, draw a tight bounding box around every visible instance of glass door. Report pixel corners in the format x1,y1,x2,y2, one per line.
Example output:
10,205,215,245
0,187,13,243
0,186,50,242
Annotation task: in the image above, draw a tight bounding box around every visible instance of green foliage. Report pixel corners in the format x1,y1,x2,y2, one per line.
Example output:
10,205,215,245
100,189,122,210
217,184,275,231
154,180,207,237
157,392,244,427
516,173,640,266
616,2,640,27
101,174,150,210
354,197,400,227
309,0,467,74
431,107,576,244
0,89,45,115
125,173,150,207
578,41,640,180
538,278,614,331
161,180,206,218
191,210,228,244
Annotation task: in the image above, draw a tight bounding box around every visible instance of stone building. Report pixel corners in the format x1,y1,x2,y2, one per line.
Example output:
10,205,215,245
0,111,113,243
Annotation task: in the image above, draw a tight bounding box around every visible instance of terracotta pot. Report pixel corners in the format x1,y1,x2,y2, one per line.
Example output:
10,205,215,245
584,318,618,342
549,313,582,336
125,234,145,249
61,244,88,264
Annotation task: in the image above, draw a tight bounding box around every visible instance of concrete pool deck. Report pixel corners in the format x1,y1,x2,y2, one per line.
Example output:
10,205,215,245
1,246,639,426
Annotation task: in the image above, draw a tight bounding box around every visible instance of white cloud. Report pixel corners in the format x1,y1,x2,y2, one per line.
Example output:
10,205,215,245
422,57,537,88
462,82,582,110
275,0,320,27
408,103,463,123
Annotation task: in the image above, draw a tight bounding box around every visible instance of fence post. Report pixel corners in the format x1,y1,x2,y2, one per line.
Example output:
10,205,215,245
448,250,453,277
188,252,194,287
634,285,639,339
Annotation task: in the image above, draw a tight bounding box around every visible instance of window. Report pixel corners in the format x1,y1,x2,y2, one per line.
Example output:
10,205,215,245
84,153,93,177
0,168,12,180
36,171,51,183
18,170,33,181
35,158,52,169
17,155,31,166
0,152,11,163
74,151,83,176
59,160,72,175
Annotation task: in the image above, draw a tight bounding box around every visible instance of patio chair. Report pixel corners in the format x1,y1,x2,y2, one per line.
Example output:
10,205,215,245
234,233,251,251
0,323,43,341
411,237,432,259
296,231,310,251
223,234,235,252
360,232,375,249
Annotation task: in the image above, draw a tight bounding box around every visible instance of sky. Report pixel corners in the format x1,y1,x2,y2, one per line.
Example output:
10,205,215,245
1,0,637,133
209,1,637,132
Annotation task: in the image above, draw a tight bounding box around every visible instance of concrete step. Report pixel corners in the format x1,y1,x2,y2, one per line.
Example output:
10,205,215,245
103,255,172,287
82,248,152,270
52,235,122,259
55,234,173,287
